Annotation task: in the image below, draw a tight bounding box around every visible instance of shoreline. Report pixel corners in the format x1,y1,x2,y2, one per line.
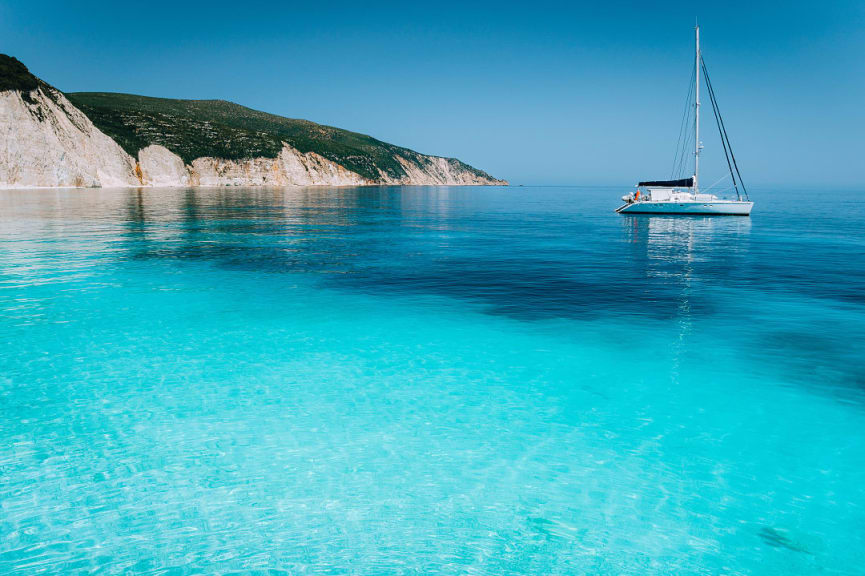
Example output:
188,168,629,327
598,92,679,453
0,183,511,191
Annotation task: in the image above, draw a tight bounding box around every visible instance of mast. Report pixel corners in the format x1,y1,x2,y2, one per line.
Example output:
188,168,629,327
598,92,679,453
694,24,701,193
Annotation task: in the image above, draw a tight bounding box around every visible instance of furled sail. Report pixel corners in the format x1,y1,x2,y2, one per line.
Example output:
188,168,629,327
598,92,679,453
637,177,694,188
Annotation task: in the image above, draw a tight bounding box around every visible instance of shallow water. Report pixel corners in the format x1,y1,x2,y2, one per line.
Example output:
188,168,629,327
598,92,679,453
1,186,863,575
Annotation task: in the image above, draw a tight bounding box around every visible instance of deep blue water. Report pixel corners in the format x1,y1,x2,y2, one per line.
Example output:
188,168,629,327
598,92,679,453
1,186,864,575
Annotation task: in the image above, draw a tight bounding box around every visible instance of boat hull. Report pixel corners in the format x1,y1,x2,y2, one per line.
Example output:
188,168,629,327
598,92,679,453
616,201,753,216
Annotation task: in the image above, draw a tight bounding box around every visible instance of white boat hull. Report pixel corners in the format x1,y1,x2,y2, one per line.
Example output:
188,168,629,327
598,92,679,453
616,200,753,216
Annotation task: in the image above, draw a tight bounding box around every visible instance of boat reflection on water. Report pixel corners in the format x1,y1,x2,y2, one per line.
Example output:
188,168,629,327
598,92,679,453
620,213,752,302
620,213,752,382
622,213,752,257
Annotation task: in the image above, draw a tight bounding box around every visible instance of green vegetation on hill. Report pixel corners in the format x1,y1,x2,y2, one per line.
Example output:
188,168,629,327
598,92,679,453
0,54,40,92
65,92,493,182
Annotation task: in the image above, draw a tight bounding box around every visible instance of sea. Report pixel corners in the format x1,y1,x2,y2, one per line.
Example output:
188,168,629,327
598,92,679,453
0,185,863,575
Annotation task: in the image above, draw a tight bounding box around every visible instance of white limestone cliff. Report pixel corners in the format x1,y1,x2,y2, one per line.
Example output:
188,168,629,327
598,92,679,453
0,87,138,188
186,145,371,187
1,86,506,188
386,155,499,185
132,144,370,187
137,144,190,186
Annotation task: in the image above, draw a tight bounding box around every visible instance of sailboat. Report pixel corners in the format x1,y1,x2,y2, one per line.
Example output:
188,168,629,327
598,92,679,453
617,26,753,216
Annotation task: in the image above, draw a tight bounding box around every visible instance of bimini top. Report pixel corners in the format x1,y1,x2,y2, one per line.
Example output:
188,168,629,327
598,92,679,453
637,177,694,188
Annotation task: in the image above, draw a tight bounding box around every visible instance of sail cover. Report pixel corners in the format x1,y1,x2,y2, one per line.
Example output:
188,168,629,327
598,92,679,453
637,177,694,188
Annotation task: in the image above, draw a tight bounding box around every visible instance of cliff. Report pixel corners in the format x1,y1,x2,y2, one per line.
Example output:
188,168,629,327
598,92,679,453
0,55,506,188
0,56,139,187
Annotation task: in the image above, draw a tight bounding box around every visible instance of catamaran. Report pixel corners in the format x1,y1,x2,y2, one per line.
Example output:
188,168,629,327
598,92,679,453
617,26,753,216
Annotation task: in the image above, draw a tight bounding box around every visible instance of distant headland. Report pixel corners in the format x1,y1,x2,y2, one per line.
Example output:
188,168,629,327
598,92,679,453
0,55,506,188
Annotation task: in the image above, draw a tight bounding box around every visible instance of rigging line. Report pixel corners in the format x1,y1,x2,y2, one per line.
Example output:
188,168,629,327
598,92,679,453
701,57,746,199
674,102,694,178
707,182,735,196
670,63,695,178
671,85,686,176
679,91,696,176
701,173,730,193
700,57,735,189
700,57,740,200
701,58,738,198
706,66,748,202
702,56,749,200
676,123,693,178
676,72,695,178
671,63,696,178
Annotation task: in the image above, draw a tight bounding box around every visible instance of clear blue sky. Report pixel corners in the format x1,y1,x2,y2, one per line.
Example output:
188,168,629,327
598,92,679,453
2,0,862,187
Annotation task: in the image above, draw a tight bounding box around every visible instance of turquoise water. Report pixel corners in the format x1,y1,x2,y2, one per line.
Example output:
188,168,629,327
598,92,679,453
1,186,864,575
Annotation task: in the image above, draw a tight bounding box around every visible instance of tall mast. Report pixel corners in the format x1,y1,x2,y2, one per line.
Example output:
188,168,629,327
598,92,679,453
694,24,701,192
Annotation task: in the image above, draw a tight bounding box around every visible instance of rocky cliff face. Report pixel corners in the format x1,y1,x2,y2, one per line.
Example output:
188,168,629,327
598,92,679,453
0,86,139,188
388,155,502,185
136,143,372,187
0,55,506,189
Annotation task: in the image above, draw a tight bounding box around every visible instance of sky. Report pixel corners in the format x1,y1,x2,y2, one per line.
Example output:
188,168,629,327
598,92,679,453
1,0,863,187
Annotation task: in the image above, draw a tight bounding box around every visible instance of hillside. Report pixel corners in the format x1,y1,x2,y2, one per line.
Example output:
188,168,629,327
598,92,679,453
0,55,40,92
0,54,505,188
66,92,500,184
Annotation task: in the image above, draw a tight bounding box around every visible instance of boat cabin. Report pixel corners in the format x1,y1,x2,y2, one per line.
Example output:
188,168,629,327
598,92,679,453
644,188,715,203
